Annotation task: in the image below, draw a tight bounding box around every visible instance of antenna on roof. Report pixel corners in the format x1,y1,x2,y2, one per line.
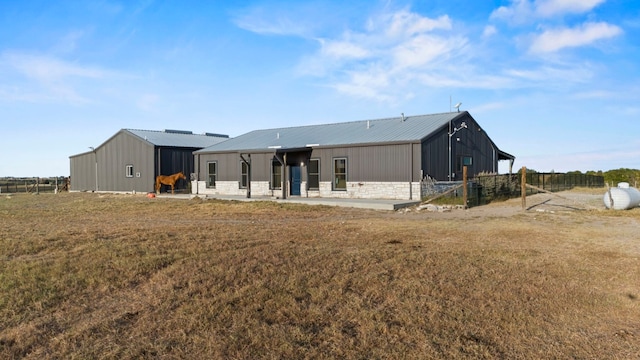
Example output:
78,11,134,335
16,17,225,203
454,102,462,113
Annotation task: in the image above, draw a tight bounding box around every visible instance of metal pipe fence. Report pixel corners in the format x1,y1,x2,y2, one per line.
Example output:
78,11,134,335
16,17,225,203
0,177,69,194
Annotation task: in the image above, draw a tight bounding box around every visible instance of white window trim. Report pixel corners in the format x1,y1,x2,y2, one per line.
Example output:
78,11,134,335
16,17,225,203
125,165,134,178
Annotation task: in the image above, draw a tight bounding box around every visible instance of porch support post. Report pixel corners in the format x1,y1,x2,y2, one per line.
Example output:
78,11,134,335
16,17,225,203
274,153,286,199
240,153,251,198
282,153,287,200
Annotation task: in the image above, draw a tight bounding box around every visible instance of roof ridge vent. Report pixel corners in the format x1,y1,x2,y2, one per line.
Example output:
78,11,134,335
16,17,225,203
204,132,229,138
164,129,193,134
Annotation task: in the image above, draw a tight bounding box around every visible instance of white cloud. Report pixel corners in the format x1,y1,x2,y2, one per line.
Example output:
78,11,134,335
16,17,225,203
232,5,313,37
0,51,110,104
529,22,623,53
4,52,104,81
52,30,86,54
332,69,393,102
384,11,452,38
483,25,497,38
571,90,616,99
416,72,516,90
297,9,467,101
535,0,606,17
392,34,463,69
505,63,595,84
491,0,606,23
319,38,370,59
490,0,535,24
246,4,622,103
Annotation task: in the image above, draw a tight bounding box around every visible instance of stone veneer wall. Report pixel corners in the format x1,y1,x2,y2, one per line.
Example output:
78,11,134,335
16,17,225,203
194,180,421,200
194,181,273,197
307,182,421,200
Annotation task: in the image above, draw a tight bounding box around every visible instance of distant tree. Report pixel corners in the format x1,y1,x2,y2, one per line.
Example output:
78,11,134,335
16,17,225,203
603,168,640,187
567,170,583,175
516,167,537,174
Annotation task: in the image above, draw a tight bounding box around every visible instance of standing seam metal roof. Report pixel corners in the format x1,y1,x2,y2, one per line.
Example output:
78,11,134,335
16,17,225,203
125,129,229,148
195,112,464,153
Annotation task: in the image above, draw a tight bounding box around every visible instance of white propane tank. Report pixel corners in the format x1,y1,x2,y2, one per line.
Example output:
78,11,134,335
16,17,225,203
603,183,640,210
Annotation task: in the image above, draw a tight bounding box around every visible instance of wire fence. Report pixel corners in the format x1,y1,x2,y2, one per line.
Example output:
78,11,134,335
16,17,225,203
422,172,605,207
0,177,69,194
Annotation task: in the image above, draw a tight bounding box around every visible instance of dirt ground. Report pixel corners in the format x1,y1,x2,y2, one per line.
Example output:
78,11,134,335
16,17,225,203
1,189,639,359
402,189,640,252
409,189,614,218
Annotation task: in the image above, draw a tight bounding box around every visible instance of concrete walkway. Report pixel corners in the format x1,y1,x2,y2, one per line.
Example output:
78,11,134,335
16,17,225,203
158,193,420,211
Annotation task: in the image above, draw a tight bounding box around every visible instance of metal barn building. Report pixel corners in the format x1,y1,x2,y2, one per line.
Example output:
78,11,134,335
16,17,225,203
70,129,229,193
192,111,514,200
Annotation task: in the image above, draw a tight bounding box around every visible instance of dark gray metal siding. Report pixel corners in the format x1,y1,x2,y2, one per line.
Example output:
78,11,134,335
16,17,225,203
70,152,96,191
70,131,154,192
197,143,422,185
196,152,274,182
421,114,498,181
312,143,419,182
421,127,449,180
157,148,199,190
100,131,155,192
71,129,224,193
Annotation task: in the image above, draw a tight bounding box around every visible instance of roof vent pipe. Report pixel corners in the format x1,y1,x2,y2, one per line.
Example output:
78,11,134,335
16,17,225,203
367,120,370,129
277,132,280,139
401,113,405,121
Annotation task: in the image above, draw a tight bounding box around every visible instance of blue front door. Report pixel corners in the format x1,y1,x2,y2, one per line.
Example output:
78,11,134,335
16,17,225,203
290,166,301,196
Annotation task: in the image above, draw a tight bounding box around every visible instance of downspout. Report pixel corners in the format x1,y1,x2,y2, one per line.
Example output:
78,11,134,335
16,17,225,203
196,153,200,195
493,150,496,173
409,143,413,200
448,119,452,181
157,147,162,190
490,142,496,173
491,143,496,173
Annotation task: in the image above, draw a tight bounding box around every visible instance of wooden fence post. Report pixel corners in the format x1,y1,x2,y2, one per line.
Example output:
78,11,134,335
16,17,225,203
521,166,527,210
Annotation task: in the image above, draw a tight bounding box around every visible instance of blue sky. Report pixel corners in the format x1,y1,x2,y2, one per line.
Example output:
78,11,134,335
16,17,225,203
1,0,639,177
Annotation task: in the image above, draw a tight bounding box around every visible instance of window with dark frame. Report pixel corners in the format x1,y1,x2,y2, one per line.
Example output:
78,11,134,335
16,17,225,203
207,161,217,188
333,158,347,191
457,156,473,171
125,165,134,178
271,160,282,189
308,159,319,190
240,161,248,188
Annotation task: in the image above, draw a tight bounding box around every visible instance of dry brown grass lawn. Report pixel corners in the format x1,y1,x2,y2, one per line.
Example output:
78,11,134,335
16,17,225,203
1,191,638,359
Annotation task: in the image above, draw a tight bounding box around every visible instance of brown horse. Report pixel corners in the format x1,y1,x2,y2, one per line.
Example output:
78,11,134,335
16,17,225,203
155,171,187,194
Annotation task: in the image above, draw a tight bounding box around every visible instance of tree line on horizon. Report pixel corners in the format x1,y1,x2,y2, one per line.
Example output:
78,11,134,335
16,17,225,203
517,168,640,187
